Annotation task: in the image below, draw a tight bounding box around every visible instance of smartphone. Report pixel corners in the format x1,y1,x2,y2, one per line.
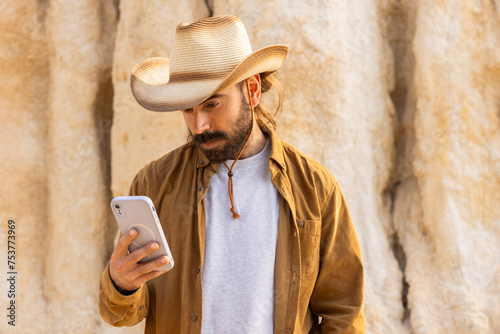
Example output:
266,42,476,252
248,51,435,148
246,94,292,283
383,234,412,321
110,196,174,271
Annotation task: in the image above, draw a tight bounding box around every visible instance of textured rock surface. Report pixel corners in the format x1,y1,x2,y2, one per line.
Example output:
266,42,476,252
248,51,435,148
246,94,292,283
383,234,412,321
0,1,127,333
43,2,118,333
1,0,499,333
0,1,50,332
393,1,500,333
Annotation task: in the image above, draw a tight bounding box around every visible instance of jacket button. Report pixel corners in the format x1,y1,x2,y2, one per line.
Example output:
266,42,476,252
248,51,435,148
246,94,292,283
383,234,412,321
298,220,304,227
197,186,202,191
191,314,198,321
199,161,204,165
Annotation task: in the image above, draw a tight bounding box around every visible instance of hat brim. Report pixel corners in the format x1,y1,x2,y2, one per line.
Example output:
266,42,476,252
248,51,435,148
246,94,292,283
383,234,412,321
130,45,289,112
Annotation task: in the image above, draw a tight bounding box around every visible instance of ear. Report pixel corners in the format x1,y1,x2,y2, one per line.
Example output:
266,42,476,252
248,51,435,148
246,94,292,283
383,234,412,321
246,74,261,107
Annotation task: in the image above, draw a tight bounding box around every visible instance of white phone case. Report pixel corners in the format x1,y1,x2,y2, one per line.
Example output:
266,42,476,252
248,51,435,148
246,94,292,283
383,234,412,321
110,196,174,271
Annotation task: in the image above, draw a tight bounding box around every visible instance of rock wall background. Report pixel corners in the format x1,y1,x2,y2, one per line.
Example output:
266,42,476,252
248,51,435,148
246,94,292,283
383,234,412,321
0,0,499,333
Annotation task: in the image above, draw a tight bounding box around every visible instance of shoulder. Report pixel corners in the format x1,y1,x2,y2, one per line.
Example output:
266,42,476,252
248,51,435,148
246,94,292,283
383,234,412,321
131,141,197,194
280,140,337,187
263,122,339,195
277,140,348,223
278,140,343,215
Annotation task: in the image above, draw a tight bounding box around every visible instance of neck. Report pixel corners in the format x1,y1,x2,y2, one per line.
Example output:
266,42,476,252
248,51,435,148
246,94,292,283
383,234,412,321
239,120,266,159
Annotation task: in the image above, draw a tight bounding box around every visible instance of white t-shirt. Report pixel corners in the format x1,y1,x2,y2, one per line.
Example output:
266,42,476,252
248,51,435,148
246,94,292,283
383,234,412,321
201,139,279,334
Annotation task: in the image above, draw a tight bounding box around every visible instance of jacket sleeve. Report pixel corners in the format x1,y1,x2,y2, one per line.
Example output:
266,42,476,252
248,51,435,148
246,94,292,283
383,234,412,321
98,262,150,326
310,180,365,333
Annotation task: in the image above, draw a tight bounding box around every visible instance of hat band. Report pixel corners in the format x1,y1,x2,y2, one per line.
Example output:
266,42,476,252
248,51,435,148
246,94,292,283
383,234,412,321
168,70,230,83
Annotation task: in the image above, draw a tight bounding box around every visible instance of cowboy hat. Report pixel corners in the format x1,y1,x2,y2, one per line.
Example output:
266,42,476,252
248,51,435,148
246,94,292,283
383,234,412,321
130,15,289,112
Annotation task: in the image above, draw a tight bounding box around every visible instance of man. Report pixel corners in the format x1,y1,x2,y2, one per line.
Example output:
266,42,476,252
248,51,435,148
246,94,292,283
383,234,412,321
99,15,365,333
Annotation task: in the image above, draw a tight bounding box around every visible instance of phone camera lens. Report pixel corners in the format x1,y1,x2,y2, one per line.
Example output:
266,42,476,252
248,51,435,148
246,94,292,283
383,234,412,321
114,204,120,209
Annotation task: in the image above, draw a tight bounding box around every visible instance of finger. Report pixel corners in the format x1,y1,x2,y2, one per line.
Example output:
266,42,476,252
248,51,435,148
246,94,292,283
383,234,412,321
114,229,138,258
131,255,170,278
128,241,160,263
134,268,169,286
113,256,169,291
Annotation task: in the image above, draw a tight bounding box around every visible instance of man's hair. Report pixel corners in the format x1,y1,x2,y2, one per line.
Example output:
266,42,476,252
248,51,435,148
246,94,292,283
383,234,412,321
238,72,284,130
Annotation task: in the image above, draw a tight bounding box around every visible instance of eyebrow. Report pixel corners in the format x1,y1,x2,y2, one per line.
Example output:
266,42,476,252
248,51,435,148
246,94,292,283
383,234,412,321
183,93,227,112
203,93,225,102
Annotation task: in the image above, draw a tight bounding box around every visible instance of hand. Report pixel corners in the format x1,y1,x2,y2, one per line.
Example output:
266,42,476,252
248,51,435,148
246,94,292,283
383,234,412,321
109,228,170,292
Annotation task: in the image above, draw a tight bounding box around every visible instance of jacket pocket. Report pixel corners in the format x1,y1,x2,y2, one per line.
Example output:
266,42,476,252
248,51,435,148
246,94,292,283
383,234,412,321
296,219,321,277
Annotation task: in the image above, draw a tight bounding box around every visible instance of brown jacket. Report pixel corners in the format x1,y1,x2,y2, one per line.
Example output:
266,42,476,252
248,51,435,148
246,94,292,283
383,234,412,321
99,123,365,333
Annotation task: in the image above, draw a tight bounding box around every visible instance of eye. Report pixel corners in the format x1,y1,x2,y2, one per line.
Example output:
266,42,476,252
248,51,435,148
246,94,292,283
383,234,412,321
183,108,194,113
205,102,219,109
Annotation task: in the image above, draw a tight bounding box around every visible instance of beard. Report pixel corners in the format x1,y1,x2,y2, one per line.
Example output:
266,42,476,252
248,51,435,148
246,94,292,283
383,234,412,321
191,95,252,164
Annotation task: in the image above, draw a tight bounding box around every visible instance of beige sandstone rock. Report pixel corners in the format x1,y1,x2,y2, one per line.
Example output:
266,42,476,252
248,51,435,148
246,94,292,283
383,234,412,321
43,2,118,333
0,1,50,332
393,1,500,333
0,1,126,333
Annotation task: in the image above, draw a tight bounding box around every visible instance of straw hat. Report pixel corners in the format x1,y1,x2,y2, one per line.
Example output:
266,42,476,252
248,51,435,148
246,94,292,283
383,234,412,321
130,15,289,112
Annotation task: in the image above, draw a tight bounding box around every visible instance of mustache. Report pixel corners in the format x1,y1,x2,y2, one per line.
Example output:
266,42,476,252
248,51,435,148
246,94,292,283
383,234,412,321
192,131,228,144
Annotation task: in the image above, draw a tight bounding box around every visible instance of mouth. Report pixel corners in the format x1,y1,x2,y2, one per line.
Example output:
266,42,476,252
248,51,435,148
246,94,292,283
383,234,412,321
201,139,220,148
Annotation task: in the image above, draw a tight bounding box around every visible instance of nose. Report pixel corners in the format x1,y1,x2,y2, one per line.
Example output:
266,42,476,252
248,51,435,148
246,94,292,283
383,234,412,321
194,111,210,133
192,109,210,134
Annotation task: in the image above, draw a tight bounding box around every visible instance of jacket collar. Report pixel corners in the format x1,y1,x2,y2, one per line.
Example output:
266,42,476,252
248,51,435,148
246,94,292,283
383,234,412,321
195,146,215,171
194,120,286,171
259,120,286,171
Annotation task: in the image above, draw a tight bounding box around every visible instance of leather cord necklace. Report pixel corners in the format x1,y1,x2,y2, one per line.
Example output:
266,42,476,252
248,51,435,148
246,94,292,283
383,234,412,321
222,80,255,220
